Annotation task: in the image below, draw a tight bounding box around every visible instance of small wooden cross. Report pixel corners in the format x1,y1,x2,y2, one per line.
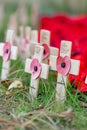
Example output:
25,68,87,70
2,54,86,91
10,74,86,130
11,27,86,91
17,26,31,60
25,45,49,100
40,29,58,63
50,40,80,102
19,28,38,60
19,26,31,51
0,30,18,80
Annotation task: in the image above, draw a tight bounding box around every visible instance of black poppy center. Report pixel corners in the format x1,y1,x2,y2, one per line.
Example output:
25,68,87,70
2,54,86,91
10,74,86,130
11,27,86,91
34,66,38,71
5,49,9,53
43,49,46,54
61,62,66,68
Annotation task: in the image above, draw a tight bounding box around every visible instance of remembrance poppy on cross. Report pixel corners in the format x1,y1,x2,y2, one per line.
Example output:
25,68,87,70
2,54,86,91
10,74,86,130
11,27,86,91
40,14,87,92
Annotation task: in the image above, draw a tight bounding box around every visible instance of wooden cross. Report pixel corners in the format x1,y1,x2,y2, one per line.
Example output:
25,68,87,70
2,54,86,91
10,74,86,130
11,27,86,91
50,40,80,102
20,26,31,62
18,27,38,60
40,29,58,63
25,45,49,100
0,30,18,80
17,26,30,60
19,26,31,50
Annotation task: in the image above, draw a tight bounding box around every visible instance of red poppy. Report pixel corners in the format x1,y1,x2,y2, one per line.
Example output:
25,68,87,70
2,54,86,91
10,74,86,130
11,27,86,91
42,43,50,60
3,42,11,61
69,72,87,92
56,56,71,76
76,78,87,92
30,58,42,79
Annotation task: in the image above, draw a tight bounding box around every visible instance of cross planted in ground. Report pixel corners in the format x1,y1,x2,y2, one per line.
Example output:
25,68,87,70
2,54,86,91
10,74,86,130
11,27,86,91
25,45,49,100
50,40,80,102
0,30,18,80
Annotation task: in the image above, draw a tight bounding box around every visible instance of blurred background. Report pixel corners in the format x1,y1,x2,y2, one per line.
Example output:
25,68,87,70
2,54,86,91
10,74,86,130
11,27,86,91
0,0,87,40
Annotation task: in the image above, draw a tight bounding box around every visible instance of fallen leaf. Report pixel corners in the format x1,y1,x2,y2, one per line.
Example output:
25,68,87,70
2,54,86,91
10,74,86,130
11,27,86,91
8,80,25,90
1,80,12,88
6,91,11,95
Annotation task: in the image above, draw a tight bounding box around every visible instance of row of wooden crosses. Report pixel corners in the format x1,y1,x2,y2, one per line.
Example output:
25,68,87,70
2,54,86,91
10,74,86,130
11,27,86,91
0,27,84,102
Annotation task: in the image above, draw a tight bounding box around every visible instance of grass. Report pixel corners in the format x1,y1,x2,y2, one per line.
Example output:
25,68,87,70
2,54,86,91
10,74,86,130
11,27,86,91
0,1,87,130
0,63,87,130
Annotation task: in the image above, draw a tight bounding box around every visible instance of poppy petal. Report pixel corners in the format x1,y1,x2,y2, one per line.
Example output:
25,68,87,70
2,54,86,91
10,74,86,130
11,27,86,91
42,44,50,60
3,42,11,61
30,58,38,73
30,58,42,79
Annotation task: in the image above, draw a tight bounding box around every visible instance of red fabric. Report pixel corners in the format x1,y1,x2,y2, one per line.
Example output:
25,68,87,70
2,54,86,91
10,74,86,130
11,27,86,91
40,14,87,92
